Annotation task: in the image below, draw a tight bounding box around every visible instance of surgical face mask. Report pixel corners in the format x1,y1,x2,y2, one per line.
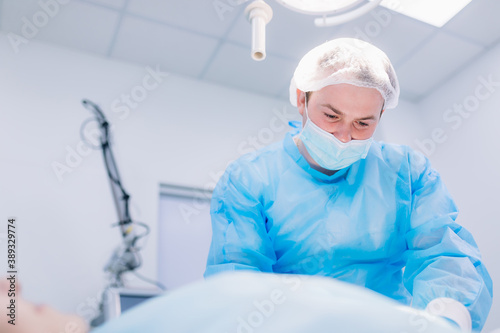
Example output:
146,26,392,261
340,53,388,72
298,96,373,171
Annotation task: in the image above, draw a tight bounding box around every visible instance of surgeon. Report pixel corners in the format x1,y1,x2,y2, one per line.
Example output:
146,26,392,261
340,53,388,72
204,38,493,332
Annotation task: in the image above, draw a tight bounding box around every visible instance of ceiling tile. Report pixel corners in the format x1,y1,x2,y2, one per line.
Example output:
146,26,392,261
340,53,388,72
1,0,120,55
126,0,238,38
111,15,219,78
203,42,296,97
443,0,500,47
332,9,436,66
80,0,126,10
396,31,484,99
1,0,40,31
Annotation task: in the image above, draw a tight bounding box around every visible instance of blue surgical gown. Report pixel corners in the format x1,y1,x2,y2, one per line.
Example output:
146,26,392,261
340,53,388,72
205,130,493,331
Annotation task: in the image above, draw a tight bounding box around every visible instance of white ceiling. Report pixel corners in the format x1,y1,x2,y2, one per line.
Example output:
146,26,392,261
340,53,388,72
1,0,499,102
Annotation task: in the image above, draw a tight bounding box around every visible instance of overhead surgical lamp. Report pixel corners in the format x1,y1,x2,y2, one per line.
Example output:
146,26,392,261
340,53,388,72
275,0,383,26
245,0,273,61
244,0,383,61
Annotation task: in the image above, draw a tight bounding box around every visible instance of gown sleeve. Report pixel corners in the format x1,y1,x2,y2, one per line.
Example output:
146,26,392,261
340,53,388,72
204,161,276,278
403,148,493,331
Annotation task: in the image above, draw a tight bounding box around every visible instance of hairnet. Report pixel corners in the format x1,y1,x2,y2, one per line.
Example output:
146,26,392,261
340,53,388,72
289,38,400,109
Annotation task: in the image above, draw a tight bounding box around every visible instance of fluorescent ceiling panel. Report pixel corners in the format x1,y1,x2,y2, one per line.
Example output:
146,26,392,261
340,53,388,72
380,0,472,27
275,0,364,15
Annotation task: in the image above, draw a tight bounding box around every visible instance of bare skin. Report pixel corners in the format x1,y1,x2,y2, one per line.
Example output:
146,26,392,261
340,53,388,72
0,279,88,333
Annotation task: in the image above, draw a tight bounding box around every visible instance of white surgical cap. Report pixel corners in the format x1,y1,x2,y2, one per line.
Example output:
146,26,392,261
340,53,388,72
289,38,400,109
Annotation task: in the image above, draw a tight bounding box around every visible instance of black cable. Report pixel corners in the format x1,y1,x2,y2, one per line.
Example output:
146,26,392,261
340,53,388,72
109,221,150,250
81,99,166,292
81,107,135,265
132,270,167,291
102,145,131,230
129,221,150,248
94,116,132,233
87,118,131,235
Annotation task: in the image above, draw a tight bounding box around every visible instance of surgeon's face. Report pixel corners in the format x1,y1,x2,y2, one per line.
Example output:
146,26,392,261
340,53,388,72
297,84,385,143
0,279,88,333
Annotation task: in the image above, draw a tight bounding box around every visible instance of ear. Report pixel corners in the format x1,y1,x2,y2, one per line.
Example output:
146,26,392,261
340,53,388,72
297,89,306,116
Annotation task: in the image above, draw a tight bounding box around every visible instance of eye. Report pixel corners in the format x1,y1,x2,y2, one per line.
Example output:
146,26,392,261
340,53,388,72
357,121,369,127
324,113,338,120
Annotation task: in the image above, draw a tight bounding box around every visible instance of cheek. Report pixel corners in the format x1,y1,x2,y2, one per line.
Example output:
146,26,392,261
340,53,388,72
354,124,378,140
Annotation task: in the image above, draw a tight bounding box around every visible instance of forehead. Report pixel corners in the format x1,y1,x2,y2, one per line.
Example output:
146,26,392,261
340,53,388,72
312,83,384,115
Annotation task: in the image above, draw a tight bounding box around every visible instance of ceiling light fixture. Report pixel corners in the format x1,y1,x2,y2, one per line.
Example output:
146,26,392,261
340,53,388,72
379,0,472,28
245,0,273,61
245,0,383,61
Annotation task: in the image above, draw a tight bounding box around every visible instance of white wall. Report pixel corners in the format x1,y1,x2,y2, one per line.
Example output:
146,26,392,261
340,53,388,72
0,33,302,321
375,98,423,146
413,42,500,332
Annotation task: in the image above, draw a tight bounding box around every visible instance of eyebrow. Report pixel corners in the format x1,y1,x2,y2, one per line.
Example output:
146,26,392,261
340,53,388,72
320,103,377,121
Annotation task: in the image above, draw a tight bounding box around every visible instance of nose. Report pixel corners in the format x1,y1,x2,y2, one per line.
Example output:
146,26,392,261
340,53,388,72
332,125,351,143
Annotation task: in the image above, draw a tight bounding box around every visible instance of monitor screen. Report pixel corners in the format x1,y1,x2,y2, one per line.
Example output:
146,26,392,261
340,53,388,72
120,294,153,313
103,288,161,321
